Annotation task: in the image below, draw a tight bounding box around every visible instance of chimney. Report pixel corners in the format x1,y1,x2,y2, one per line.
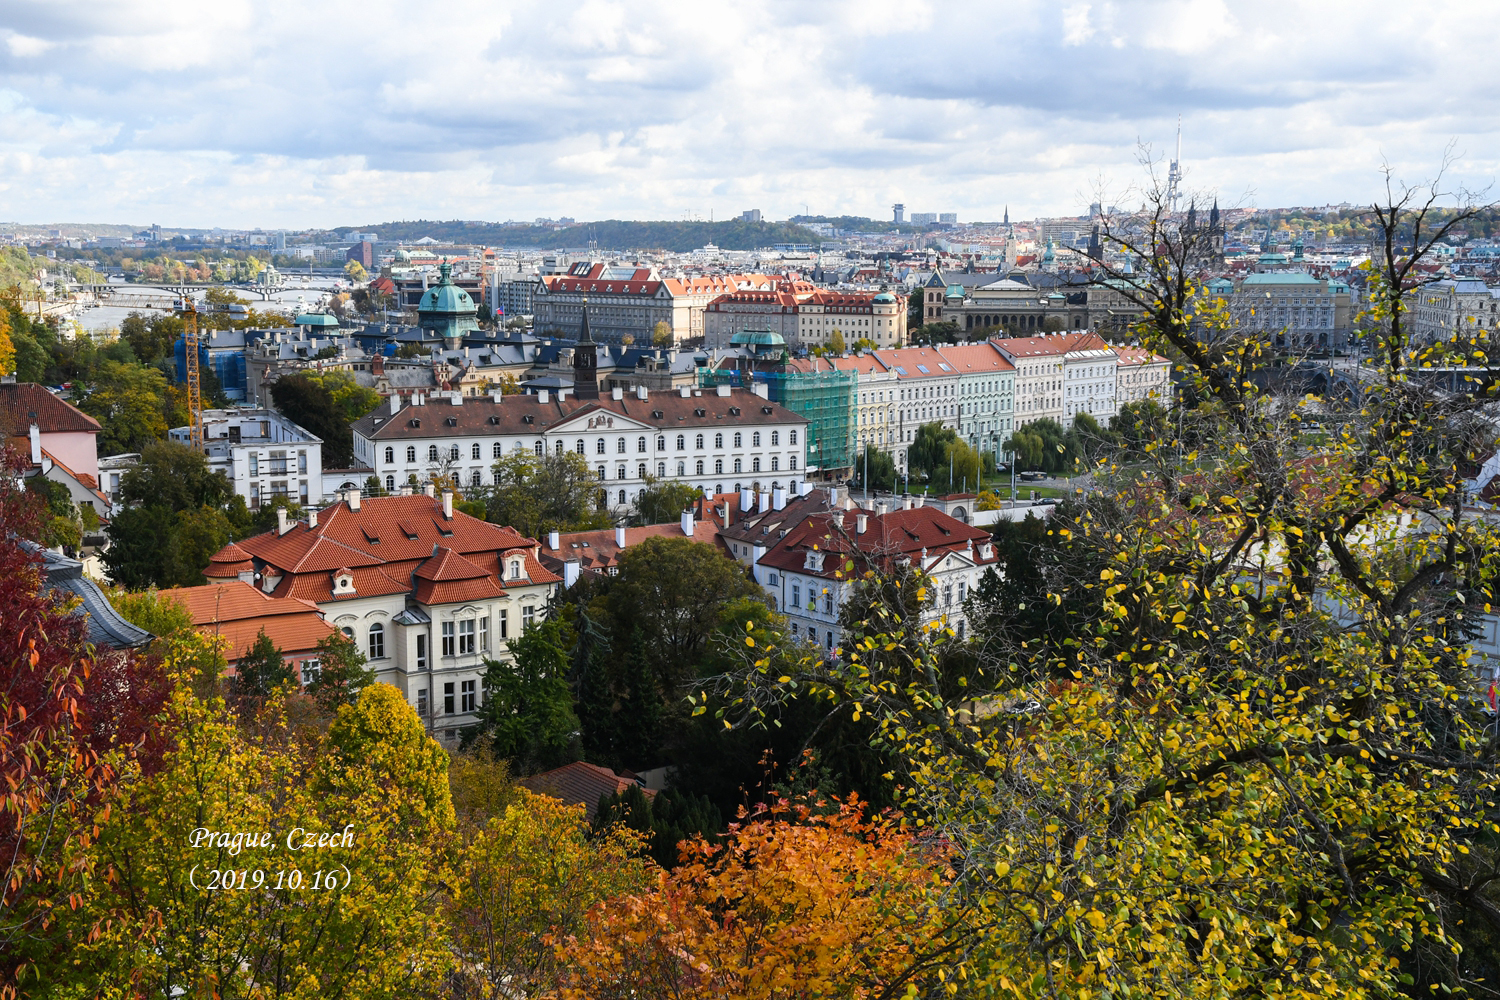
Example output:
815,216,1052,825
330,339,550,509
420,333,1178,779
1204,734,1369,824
635,386,648,400
389,394,401,416
538,389,550,404
308,508,318,529
760,490,771,513
373,354,384,376
680,508,694,537
740,486,752,512
904,495,914,511
875,500,889,517
424,483,435,497
612,386,623,401
720,502,731,527
442,491,453,519
716,384,731,397
548,529,560,550
615,525,627,548
276,507,290,535
678,386,691,398
856,512,868,534
348,489,361,511
751,383,770,400
27,423,40,465
563,558,580,589
772,486,785,510
450,391,463,405
826,485,839,506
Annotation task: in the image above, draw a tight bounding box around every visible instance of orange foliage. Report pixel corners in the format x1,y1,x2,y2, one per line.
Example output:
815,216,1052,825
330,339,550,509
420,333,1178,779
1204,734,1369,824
553,796,963,1000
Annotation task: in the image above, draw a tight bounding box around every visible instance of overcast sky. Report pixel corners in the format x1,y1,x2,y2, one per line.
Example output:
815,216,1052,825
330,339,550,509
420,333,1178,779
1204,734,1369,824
1,0,1496,230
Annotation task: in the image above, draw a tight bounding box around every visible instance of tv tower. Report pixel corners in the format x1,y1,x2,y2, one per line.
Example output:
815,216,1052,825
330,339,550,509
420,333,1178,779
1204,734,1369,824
1166,115,1183,212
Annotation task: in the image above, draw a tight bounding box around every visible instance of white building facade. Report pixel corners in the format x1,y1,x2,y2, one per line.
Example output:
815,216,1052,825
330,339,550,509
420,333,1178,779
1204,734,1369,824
170,408,325,508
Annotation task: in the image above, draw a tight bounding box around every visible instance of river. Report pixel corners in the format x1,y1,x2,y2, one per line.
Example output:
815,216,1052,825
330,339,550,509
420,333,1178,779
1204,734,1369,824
71,278,351,335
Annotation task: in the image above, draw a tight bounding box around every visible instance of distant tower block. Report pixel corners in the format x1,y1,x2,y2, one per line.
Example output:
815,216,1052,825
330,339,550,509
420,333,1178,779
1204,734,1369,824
892,204,905,224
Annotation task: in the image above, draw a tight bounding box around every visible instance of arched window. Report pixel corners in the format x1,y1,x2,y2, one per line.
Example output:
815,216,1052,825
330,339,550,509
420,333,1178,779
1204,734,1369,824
715,459,723,474
470,469,481,486
385,474,395,491
676,434,685,450
616,466,625,480
657,462,665,477
733,458,742,473
618,489,627,505
770,431,778,446
656,435,666,451
752,458,761,472
695,434,704,448
596,438,606,455
789,455,798,470
555,441,564,455
715,433,723,448
341,626,354,640
493,442,503,458
771,456,779,471
471,443,481,460
509,558,523,579
617,438,626,453
428,445,439,461
576,439,585,454
752,432,761,447
384,446,394,464
789,430,798,446
695,460,704,475
406,446,416,463
677,461,685,476
598,465,606,479
450,445,460,461
368,622,385,659
638,463,647,479
734,432,742,447
637,436,647,453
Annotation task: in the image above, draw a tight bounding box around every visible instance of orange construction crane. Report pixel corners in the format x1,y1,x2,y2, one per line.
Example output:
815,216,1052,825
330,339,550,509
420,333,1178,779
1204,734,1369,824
177,298,203,452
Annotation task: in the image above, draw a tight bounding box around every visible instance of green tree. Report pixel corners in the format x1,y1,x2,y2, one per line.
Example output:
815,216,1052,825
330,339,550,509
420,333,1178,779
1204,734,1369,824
631,475,701,526
594,783,723,868
119,440,232,512
302,368,382,423
306,628,375,714
233,627,293,704
101,504,177,589
79,360,169,454
476,449,610,540
269,372,355,466
167,504,233,586
475,618,580,774
905,421,956,483
852,445,898,494
109,588,194,639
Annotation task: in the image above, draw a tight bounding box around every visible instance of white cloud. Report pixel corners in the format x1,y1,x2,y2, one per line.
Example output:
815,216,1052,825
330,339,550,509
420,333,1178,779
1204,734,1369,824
0,0,1494,227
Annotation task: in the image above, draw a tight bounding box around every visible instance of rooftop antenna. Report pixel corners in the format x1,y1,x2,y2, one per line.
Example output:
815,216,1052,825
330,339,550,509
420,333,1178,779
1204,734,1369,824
1167,114,1183,213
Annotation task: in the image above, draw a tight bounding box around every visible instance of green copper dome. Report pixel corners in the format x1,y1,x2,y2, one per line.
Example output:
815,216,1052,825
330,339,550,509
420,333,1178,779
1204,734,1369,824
419,261,477,317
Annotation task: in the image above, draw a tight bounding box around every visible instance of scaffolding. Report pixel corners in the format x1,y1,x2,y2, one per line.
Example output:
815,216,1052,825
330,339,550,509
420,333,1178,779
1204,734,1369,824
176,300,203,452
699,366,857,475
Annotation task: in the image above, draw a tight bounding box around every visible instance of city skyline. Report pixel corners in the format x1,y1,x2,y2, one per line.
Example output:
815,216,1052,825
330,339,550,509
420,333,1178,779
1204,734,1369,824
1,0,1497,229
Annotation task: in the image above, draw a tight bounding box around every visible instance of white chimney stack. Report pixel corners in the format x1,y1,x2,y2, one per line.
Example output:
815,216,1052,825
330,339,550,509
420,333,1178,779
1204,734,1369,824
760,490,771,513
740,486,752,512
612,386,623,401
716,384,731,397
678,386,691,398
538,389,550,404
347,489,361,511
28,423,40,465
563,558,580,588
904,495,914,511
389,395,402,416
856,512,868,534
450,391,463,405
615,525,627,548
875,500,889,517
635,386,648,400
548,529,560,550
772,486,785,510
442,491,453,519
424,483,435,498
680,509,694,537
276,507,290,535
308,508,318,529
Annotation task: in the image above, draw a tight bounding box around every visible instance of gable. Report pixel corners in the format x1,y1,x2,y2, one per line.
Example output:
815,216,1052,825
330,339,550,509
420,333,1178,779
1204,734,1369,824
549,407,655,435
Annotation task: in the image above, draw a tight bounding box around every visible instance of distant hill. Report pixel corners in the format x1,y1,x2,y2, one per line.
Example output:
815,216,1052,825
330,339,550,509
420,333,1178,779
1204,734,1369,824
335,219,826,252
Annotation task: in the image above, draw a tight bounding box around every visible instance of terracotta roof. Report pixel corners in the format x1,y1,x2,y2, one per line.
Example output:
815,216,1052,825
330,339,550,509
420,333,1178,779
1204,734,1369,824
539,521,725,576
935,343,1017,373
0,383,100,435
877,347,961,379
353,388,807,441
757,505,997,580
1112,346,1170,367
205,540,254,578
159,581,336,662
518,761,656,822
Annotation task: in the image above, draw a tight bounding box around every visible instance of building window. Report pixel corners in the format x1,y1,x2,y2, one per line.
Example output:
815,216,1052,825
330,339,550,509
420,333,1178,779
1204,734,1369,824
442,621,455,657
695,434,704,448
480,616,489,651
637,436,647,453
470,469,481,486
269,451,287,475
824,592,833,614
494,442,503,458
368,622,385,659
249,453,259,475
677,461,685,476
676,434,685,450
444,682,455,714
790,430,798,445
791,583,800,608
658,462,666,477
522,605,536,627
696,460,704,475
385,474,395,491
298,452,307,474
407,446,417,463
789,456,797,470
301,659,321,686
617,438,626,453
598,464,606,480
638,463,647,479
752,458,761,472
534,442,543,456
771,431,779,446
734,459,742,473
416,634,427,669
715,433,723,448
429,445,439,462
556,441,564,455
509,558,523,579
656,435,666,451
461,679,476,713
616,465,625,480
450,445,460,461
597,438,606,455
734,432,742,447
472,443,482,460
417,688,428,716
715,459,723,474
618,489,626,505
576,439,585,454
958,581,967,602
459,619,475,655
753,432,761,447
499,609,508,639
384,446,394,464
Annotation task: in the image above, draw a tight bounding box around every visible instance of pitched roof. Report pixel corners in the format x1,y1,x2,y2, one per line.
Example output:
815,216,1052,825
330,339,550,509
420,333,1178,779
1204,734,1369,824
539,521,725,575
518,761,656,822
0,383,100,435
757,504,996,580
935,343,1016,374
159,581,336,662
353,388,807,441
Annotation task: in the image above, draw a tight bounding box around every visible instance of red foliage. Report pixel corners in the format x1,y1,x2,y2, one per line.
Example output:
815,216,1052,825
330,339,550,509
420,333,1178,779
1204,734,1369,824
0,447,172,995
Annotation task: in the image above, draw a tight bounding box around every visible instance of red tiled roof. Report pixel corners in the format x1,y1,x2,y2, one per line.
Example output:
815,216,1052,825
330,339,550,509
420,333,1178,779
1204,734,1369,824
518,761,656,821
936,343,1016,373
205,541,255,579
757,505,996,580
539,521,724,575
0,383,100,434
158,581,336,662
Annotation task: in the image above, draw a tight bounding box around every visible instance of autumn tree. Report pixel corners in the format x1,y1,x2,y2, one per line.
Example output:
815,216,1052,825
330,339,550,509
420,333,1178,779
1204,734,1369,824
650,320,672,347
473,449,610,540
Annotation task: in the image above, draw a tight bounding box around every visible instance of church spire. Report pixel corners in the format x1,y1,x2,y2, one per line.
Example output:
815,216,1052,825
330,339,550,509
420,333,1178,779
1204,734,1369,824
573,297,599,399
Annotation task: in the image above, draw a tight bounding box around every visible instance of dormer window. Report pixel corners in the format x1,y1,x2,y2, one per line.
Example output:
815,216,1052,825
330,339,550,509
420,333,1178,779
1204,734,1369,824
803,550,825,572
333,571,355,594
980,543,994,560
508,558,523,580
